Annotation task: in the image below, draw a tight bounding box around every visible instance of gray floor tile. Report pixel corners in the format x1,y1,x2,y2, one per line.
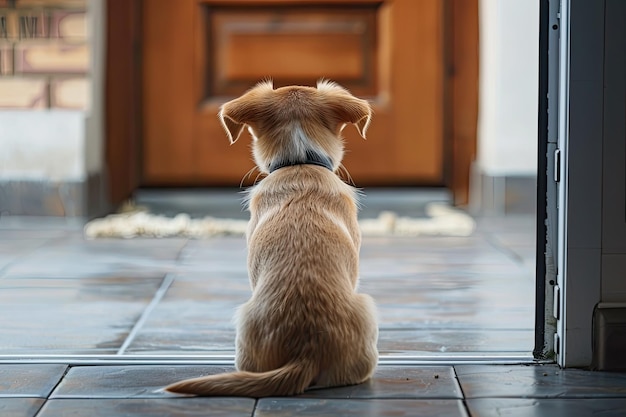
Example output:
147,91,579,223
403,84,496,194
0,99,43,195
2,235,187,278
130,329,535,357
0,364,68,397
0,239,52,273
0,398,45,417
255,398,468,417
38,398,255,417
378,329,533,355
374,300,534,331
0,230,70,240
369,277,534,332
300,366,462,399
51,365,461,400
177,240,249,274
456,364,626,399
0,191,538,359
125,274,249,354
0,216,84,231
466,398,626,417
50,366,236,398
126,328,236,355
0,276,164,354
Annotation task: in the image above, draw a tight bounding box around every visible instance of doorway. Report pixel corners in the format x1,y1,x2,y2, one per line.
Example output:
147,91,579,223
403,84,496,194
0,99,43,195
99,0,537,362
0,0,540,363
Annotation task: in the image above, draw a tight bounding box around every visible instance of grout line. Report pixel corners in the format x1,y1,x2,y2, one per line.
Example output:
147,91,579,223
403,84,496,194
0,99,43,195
116,274,175,355
462,399,473,417
33,398,49,417
452,365,474,416
452,365,467,399
34,365,72,417
45,364,72,397
251,398,259,417
174,238,193,265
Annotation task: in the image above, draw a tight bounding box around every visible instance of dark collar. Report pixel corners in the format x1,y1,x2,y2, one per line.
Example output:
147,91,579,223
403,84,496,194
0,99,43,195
269,150,334,173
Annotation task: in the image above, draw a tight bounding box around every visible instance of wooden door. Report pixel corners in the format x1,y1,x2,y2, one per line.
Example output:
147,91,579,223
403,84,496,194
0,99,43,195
142,0,445,186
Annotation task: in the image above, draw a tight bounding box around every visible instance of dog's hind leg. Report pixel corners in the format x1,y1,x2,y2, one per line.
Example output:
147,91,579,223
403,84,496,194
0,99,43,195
311,294,379,389
233,301,282,373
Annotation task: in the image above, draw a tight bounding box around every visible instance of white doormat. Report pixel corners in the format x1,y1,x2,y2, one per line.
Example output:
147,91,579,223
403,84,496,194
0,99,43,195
84,202,475,239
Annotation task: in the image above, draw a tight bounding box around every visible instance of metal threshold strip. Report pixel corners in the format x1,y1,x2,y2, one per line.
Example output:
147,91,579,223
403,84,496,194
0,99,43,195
0,353,540,366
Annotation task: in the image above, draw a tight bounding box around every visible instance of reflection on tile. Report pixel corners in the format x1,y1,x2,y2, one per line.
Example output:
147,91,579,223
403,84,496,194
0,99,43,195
456,365,626,398
39,398,255,417
301,366,462,399
51,366,236,398
0,198,537,358
466,398,626,417
0,365,68,397
378,330,533,355
0,276,163,354
0,398,45,417
256,398,468,417
0,217,84,231
374,305,534,331
0,239,52,273
0,230,70,240
127,328,236,355
126,274,248,354
1,235,188,278
357,235,535,342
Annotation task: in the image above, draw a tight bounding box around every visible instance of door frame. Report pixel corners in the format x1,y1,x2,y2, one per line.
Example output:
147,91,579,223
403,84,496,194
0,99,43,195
85,0,626,369
550,0,608,367
105,0,143,205
106,1,563,367
444,0,479,207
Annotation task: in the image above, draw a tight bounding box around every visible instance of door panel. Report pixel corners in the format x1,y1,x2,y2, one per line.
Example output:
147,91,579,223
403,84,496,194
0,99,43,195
208,6,378,95
143,0,445,186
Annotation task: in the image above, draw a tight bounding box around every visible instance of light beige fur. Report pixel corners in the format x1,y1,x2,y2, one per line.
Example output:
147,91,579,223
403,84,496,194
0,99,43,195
165,80,379,397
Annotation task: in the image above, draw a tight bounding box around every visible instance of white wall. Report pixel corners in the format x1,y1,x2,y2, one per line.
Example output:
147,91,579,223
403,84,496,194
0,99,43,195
0,0,104,183
0,111,85,181
477,0,539,176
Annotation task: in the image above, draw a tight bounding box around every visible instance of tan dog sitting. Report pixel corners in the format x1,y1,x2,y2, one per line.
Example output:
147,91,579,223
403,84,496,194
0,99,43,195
165,80,379,397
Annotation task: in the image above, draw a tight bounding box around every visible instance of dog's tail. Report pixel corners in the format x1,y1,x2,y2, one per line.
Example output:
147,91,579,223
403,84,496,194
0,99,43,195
164,360,318,397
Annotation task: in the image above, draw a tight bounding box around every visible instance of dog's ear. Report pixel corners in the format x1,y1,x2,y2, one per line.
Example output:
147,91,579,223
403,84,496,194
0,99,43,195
218,80,274,143
336,97,371,139
218,107,246,144
317,79,371,139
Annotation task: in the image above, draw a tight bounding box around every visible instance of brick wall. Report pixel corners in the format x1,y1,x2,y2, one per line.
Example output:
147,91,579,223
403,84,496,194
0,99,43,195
0,0,107,217
0,0,89,110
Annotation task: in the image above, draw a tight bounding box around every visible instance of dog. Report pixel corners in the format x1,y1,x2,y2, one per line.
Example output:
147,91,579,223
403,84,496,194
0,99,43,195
165,79,379,397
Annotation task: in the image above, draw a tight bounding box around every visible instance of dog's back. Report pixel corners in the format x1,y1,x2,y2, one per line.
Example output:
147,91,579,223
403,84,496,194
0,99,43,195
165,80,378,397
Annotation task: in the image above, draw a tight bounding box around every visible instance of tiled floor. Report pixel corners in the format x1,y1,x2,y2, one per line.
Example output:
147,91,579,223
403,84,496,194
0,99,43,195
3,363,626,416
0,189,535,358
1,189,624,415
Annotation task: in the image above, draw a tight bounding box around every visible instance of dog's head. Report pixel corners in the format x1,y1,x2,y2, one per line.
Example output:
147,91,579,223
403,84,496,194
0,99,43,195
218,79,371,174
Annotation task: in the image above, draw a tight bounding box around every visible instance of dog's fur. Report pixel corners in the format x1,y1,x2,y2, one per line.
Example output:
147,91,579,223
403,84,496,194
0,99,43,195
165,80,379,397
